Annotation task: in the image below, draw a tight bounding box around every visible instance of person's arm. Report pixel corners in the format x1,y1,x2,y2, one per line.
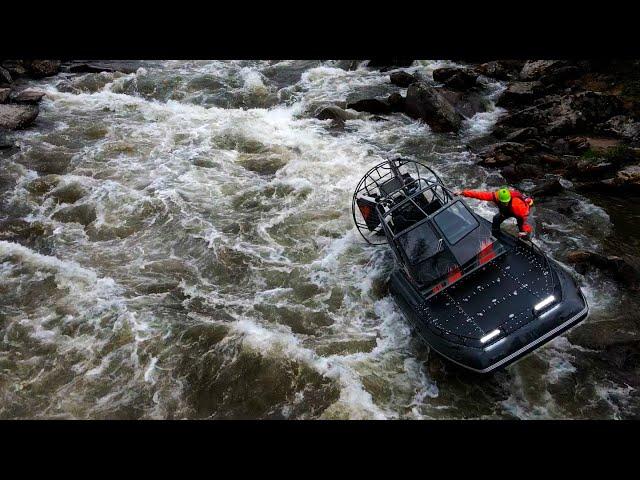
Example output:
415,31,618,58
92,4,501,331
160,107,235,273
460,190,495,201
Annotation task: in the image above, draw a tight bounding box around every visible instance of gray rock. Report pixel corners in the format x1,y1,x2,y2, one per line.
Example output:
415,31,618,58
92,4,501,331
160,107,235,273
0,87,10,103
598,115,640,144
520,60,562,80
566,249,640,290
346,98,392,115
404,82,464,132
47,182,87,204
433,67,478,91
315,105,357,129
64,60,143,74
496,81,543,108
569,160,618,181
387,92,406,112
497,91,623,135
611,164,640,192
505,127,539,142
12,88,46,104
52,203,97,226
478,142,530,167
0,67,11,85
334,60,363,71
389,71,416,88
316,105,357,122
501,163,544,182
0,132,15,149
475,60,525,80
0,104,39,130
27,60,61,78
440,90,487,118
539,65,583,86
1,60,27,77
529,178,564,197
366,59,414,72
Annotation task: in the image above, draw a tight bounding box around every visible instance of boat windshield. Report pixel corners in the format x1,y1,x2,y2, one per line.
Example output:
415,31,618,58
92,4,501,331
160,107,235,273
396,221,442,266
433,202,479,245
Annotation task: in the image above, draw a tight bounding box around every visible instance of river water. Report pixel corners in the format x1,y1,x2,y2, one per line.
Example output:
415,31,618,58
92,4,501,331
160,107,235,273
1,60,639,419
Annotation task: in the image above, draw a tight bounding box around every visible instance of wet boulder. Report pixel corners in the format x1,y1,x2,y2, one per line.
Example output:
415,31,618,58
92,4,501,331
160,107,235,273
440,89,487,118
568,159,618,181
500,162,544,182
602,164,640,192
26,60,61,78
334,60,363,71
389,71,417,88
315,105,357,128
566,249,640,291
0,87,10,103
568,91,623,125
63,60,144,74
26,174,61,195
504,127,540,142
497,91,623,135
0,132,15,150
478,142,530,167
387,92,406,112
0,66,12,85
539,65,583,86
0,60,27,77
11,88,46,104
52,203,97,226
346,98,393,115
598,115,640,145
566,136,591,154
237,153,289,175
366,59,414,71
475,60,525,80
538,153,565,167
0,218,50,243
432,67,478,91
0,104,39,130
529,178,565,197
47,182,88,204
404,82,464,132
496,81,543,108
1,60,60,79
520,60,563,80
568,317,640,351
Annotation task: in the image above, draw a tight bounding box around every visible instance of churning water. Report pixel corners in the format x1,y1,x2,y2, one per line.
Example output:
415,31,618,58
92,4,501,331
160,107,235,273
1,60,639,419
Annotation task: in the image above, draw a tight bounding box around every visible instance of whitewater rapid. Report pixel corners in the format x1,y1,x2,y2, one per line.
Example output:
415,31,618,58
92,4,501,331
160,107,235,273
0,60,637,419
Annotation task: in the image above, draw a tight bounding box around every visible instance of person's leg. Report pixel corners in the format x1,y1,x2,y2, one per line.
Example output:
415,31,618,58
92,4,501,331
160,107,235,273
516,217,533,237
492,213,505,233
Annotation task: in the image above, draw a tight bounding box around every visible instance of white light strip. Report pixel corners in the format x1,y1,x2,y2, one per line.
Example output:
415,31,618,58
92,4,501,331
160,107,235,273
484,338,506,352
539,304,561,319
480,329,501,344
534,295,555,311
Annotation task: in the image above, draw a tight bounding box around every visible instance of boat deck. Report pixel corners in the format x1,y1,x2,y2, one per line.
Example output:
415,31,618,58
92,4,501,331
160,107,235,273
418,241,557,340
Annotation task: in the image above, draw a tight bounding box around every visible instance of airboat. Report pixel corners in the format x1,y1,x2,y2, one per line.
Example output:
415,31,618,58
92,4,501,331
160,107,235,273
352,158,589,373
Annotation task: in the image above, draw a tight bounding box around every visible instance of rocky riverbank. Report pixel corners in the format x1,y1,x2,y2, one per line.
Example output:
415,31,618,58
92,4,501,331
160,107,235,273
315,59,640,293
0,60,147,146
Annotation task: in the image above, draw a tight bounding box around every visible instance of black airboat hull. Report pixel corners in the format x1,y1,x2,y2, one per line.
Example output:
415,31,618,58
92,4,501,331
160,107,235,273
389,229,589,374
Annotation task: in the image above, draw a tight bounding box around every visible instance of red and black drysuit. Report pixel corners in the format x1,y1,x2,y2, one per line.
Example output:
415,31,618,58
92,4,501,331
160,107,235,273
460,189,534,235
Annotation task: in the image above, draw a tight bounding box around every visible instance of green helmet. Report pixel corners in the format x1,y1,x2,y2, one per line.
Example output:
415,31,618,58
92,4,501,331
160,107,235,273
496,187,511,203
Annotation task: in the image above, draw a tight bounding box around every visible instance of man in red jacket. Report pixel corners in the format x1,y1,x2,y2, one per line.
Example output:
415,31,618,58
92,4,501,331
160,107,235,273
456,187,534,238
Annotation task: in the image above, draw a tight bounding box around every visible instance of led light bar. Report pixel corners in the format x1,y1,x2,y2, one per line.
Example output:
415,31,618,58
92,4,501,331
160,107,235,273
484,338,506,352
480,329,501,344
534,295,556,311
